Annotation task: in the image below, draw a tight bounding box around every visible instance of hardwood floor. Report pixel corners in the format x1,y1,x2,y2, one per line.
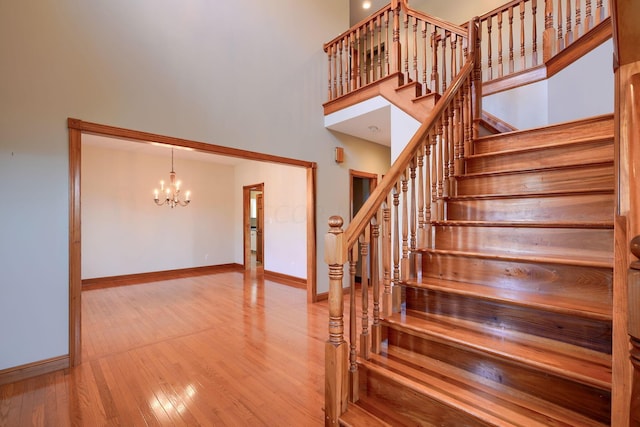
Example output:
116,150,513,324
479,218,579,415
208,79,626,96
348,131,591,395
0,270,327,426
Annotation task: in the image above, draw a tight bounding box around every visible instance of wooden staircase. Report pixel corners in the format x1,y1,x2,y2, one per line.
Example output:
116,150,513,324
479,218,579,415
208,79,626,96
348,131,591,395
340,114,615,426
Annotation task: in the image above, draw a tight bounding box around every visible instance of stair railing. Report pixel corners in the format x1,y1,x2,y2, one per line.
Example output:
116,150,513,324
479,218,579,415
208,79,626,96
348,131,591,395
324,19,480,426
323,0,468,103
474,0,610,84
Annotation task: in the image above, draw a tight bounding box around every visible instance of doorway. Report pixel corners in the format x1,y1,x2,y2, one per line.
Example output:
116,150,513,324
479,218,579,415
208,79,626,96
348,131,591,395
350,169,378,283
243,183,264,270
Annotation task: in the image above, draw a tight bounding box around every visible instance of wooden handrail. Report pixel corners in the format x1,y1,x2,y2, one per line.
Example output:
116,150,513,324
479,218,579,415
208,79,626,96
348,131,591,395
323,4,394,51
344,61,473,250
402,3,468,37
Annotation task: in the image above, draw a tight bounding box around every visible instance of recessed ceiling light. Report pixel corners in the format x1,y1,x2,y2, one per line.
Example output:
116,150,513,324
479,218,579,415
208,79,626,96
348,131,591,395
368,125,380,133
362,1,372,10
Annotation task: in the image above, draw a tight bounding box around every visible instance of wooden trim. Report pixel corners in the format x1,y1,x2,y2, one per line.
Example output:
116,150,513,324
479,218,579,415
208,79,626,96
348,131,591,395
307,166,317,302
243,183,264,270
82,264,241,290
350,169,379,221
480,110,518,133
67,118,316,169
0,355,69,386
482,65,548,96
264,270,307,289
68,126,81,367
316,291,329,301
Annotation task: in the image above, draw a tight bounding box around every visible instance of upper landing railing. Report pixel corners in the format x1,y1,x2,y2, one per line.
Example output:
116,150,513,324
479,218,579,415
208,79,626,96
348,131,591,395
324,0,611,103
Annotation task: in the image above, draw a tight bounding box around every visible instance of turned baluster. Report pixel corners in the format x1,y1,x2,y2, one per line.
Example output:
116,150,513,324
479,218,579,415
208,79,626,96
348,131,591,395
430,129,439,221
487,16,493,80
332,44,338,99
348,243,358,402
557,0,565,53
369,20,375,83
497,12,504,78
595,0,604,25
377,16,383,80
355,28,362,90
392,182,400,287
464,76,472,159
384,11,391,76
565,0,574,45
422,22,428,92
413,17,419,84
338,40,344,97
437,118,445,220
442,109,451,198
585,0,593,32
441,30,448,92
370,217,381,354
451,34,458,82
401,172,410,281
574,0,582,40
348,33,355,93
404,13,410,80
325,216,347,426
520,1,526,70
431,30,440,94
532,0,539,66
448,104,456,185
543,0,556,60
509,7,515,73
326,46,333,100
417,146,426,248
391,1,401,75
359,230,370,360
453,92,463,178
409,158,417,253
382,200,392,317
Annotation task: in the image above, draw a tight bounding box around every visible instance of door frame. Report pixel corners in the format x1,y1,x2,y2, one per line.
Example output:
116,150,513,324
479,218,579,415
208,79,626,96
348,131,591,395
350,169,378,220
243,183,264,269
68,118,318,366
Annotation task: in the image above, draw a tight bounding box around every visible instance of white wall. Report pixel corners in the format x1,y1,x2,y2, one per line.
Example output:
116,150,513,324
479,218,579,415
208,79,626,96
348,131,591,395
233,162,308,279
0,0,350,370
82,145,236,279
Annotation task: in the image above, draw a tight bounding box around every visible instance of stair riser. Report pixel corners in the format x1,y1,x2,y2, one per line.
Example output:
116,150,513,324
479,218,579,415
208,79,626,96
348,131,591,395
473,116,613,154
383,326,611,423
358,364,495,427
466,139,612,174
404,287,612,352
422,253,612,304
456,164,614,196
446,193,615,222
432,226,613,259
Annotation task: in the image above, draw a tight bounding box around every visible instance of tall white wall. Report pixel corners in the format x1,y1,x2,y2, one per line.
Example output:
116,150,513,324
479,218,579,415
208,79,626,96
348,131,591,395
233,162,308,279
0,0,350,370
82,145,236,279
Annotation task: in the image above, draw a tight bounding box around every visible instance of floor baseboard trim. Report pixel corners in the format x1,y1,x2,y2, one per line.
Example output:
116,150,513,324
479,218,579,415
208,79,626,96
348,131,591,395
0,355,69,386
82,264,242,290
263,270,307,289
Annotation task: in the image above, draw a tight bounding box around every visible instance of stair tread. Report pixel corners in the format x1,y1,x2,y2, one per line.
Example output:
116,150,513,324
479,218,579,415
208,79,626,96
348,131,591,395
447,188,614,201
419,247,613,268
385,310,612,389
363,346,608,427
432,220,613,229
468,134,613,159
339,404,392,427
401,277,612,321
458,159,613,180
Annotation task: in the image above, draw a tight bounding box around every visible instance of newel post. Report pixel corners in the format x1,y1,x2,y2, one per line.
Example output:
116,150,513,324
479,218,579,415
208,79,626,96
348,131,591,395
325,216,348,426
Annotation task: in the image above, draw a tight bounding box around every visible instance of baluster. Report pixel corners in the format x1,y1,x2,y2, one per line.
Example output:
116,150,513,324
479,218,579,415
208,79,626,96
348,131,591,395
392,183,401,311
585,0,593,32
356,28,362,90
448,104,456,190
595,0,604,24
509,7,515,73
371,217,381,354
532,0,539,66
409,158,417,253
382,199,392,317
392,1,401,75
325,216,347,426
564,0,580,47
413,17,419,84
557,0,565,53
326,46,333,100
349,33,355,93
404,13,410,80
359,230,370,360
520,1,526,70
348,244,358,402
422,21,429,92
332,44,338,99
417,146,426,248
430,129,438,222
371,20,377,82
424,138,432,247
442,111,450,198
384,11,391,76
441,30,448,92
431,29,440,93
543,0,556,61
574,0,582,40
377,15,383,80
497,12,504,78
487,16,493,80
453,91,464,176
451,34,458,82
401,172,409,281
464,76,473,157
338,40,344,96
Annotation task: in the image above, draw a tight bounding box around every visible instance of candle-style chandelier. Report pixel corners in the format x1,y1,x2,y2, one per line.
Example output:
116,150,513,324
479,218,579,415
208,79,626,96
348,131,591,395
153,148,191,208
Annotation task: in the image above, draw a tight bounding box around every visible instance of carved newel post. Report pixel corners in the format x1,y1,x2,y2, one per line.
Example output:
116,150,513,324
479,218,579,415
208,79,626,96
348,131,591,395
629,236,640,425
325,216,347,426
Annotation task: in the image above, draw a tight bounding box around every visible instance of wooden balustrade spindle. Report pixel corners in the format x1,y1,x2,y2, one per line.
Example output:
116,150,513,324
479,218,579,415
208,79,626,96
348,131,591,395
487,16,493,80
442,108,450,198
401,172,410,280
422,22,429,92
369,20,375,83
413,17,419,84
392,183,400,310
532,0,539,66
431,30,440,93
565,0,574,45
451,34,458,84
430,129,438,221
543,0,556,60
382,199,392,317
520,1,526,70
409,158,417,252
338,40,344,96
327,47,333,100
424,140,432,247
509,7,515,73
348,244,358,402
349,33,355,93
392,2,401,75
332,45,338,99
448,104,456,183
595,0,604,24
417,146,426,248
377,16,383,80
574,0,582,40
370,217,381,354
441,30,448,92
585,0,593,32
384,11,391,76
437,118,445,220
324,216,347,426
359,231,370,360
497,12,504,77
464,76,473,157
404,13,410,80
356,28,362,90
557,0,565,52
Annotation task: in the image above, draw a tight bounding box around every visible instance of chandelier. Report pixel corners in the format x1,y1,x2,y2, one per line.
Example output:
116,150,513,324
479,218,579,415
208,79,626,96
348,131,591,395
153,148,191,208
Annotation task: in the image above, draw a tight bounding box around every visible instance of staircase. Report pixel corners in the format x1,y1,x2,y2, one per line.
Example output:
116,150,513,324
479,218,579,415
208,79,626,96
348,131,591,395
339,115,614,426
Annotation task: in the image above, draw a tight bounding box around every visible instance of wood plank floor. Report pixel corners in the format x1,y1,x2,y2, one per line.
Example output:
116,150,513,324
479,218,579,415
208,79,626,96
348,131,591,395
0,270,327,426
